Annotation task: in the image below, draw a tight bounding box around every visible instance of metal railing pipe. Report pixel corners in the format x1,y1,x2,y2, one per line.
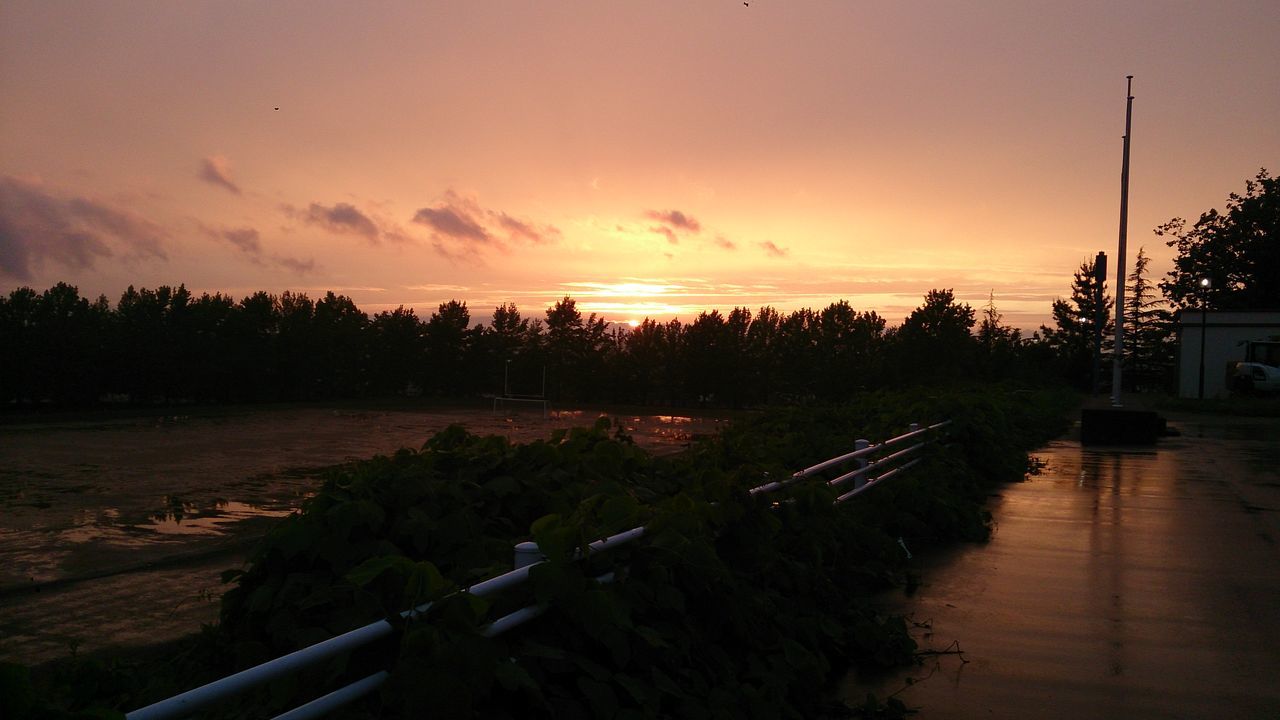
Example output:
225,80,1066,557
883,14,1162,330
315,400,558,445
834,458,922,503
792,443,882,480
130,529,645,720
126,619,396,720
271,671,389,720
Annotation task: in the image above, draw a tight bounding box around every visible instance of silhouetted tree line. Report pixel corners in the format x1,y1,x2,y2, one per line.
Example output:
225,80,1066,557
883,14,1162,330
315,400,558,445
1,283,1063,409
6,171,1269,408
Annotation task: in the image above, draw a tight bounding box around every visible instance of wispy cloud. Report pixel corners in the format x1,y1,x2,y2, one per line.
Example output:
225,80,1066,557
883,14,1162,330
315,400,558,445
0,175,167,280
714,235,736,250
650,225,679,245
412,190,560,259
198,155,241,195
405,283,472,293
273,255,316,273
199,222,315,275
759,241,789,258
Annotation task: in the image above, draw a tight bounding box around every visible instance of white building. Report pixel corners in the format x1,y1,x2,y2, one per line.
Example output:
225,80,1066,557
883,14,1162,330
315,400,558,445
1177,310,1280,398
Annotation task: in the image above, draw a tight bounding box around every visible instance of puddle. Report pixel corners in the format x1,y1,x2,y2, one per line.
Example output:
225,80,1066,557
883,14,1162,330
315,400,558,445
146,500,295,536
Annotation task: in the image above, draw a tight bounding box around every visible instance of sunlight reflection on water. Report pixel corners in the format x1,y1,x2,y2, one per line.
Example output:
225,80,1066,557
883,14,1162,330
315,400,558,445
146,500,296,536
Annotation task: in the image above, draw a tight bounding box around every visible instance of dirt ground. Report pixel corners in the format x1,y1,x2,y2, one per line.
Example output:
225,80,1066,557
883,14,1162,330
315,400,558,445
0,403,728,665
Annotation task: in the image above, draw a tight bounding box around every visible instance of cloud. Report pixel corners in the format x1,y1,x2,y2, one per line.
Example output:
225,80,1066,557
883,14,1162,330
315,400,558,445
412,190,560,258
649,225,679,245
198,156,241,195
302,202,380,241
644,209,701,233
714,235,736,250
413,197,491,245
0,175,167,280
271,254,316,273
493,212,558,245
406,283,471,293
199,222,314,275
759,241,789,258
220,227,262,253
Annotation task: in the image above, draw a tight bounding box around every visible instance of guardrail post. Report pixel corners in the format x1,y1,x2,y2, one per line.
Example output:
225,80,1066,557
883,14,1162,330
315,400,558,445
853,439,870,489
514,541,543,569
909,422,919,433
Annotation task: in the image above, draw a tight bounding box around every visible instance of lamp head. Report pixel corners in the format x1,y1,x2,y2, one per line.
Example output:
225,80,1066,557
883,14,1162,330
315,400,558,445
1199,277,1211,289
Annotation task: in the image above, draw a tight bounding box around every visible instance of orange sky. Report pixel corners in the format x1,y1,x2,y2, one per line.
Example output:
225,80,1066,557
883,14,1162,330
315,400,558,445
2,2,1277,331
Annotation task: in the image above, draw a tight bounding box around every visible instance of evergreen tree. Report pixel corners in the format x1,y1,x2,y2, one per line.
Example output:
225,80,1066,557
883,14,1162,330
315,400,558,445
976,290,1022,378
1039,259,1113,389
1124,247,1175,391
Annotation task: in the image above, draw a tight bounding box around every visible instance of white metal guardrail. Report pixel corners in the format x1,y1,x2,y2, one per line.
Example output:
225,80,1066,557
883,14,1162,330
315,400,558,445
126,421,948,720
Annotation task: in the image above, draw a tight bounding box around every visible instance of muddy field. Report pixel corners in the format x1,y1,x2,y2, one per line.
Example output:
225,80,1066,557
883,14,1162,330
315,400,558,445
0,403,728,665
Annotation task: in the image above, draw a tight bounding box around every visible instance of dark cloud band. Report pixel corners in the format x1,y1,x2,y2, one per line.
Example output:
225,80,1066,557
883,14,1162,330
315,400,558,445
0,176,167,280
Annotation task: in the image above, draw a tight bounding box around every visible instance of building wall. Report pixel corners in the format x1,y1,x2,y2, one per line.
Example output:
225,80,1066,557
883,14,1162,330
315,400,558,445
1177,311,1280,398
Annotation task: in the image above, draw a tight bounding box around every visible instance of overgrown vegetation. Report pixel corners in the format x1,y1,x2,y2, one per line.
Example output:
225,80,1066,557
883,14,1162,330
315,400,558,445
7,385,1073,719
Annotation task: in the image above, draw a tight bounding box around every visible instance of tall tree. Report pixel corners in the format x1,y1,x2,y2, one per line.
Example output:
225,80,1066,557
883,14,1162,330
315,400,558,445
1158,168,1279,309
368,306,426,395
477,303,530,395
976,291,1022,378
543,296,583,401
890,289,977,382
1124,247,1175,391
276,291,316,399
313,292,368,397
816,300,885,398
425,300,471,396
745,306,782,404
682,310,729,405
1039,260,1113,389
776,308,820,400
227,291,281,401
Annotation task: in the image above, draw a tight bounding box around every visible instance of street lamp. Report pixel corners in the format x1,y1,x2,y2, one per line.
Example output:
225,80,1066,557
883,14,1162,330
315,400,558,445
1197,277,1211,400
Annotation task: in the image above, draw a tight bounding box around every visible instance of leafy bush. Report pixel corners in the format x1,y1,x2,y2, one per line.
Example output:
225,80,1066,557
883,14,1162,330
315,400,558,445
21,384,1073,718
209,385,1072,717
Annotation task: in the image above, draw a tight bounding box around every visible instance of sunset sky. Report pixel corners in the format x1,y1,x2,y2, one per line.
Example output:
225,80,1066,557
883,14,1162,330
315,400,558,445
2,1,1277,331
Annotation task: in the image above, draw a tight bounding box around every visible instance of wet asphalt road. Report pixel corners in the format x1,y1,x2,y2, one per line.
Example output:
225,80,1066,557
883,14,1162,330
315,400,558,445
845,412,1280,719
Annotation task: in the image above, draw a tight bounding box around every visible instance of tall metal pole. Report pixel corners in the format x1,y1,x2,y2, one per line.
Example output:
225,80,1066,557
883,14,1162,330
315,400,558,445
1198,308,1207,399
1197,277,1211,399
1110,76,1134,407
1092,251,1107,394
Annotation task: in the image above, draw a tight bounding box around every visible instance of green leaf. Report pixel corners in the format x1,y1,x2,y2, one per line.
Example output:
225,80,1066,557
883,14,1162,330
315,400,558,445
344,554,413,588
599,494,641,530
577,676,618,718
0,662,34,719
494,659,538,692
404,560,451,604
614,673,650,706
531,514,580,561
519,640,567,660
